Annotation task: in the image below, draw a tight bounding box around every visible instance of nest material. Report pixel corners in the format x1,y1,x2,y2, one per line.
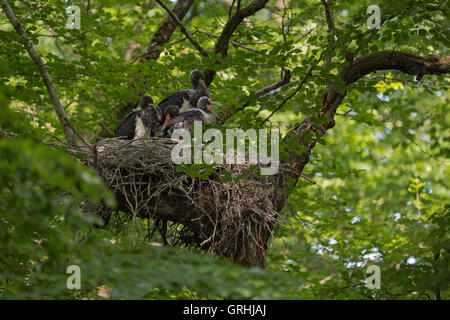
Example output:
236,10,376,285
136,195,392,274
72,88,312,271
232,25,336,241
71,137,286,267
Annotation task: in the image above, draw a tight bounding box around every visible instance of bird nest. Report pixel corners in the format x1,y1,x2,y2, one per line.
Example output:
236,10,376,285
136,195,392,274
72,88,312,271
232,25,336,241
70,137,287,267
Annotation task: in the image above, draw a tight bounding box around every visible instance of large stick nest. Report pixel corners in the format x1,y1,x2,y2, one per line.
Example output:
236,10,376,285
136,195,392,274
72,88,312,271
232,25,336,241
71,137,287,267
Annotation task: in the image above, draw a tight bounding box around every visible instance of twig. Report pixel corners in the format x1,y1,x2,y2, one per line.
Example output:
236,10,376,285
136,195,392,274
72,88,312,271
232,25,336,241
154,0,209,58
168,31,198,46
299,173,317,185
204,0,269,85
261,65,314,125
19,2,49,22
0,129,16,140
195,28,256,52
1,0,77,145
97,122,114,135
64,118,90,146
220,67,291,123
45,132,71,148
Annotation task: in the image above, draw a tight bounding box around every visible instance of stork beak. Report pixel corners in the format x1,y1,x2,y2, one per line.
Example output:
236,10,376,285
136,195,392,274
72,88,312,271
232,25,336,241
206,104,217,116
162,114,171,129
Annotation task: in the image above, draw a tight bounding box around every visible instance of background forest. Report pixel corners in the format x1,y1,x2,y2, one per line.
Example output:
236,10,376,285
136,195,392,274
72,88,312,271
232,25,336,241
0,0,449,299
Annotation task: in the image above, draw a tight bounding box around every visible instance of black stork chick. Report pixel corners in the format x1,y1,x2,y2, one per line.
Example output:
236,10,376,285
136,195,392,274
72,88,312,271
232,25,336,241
115,96,161,140
161,96,216,138
152,104,179,137
186,70,210,112
153,70,210,137
157,70,210,117
135,103,162,140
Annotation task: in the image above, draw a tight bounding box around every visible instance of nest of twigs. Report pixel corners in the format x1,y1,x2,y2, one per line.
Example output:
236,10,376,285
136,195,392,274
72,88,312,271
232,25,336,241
71,137,286,267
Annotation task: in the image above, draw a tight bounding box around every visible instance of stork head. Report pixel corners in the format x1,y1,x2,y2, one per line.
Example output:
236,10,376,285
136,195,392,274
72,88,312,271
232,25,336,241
161,105,179,130
197,96,216,116
141,104,161,127
139,95,154,109
189,70,205,88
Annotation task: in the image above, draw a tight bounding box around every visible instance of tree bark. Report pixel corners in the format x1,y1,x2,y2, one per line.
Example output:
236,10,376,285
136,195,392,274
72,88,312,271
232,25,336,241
154,0,208,58
204,0,269,86
142,0,195,60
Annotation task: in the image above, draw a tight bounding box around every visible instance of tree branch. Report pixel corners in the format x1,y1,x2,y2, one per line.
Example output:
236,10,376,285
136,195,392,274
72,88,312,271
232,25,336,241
0,130,16,140
195,29,256,52
342,51,450,84
254,68,291,96
219,68,291,123
320,0,335,67
288,51,450,177
154,0,209,58
204,0,269,85
321,0,335,32
1,0,77,145
141,0,195,60
261,66,312,125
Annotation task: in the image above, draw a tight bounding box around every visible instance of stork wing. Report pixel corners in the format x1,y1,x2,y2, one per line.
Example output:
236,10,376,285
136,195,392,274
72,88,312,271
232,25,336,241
162,110,204,138
157,89,194,110
115,110,139,140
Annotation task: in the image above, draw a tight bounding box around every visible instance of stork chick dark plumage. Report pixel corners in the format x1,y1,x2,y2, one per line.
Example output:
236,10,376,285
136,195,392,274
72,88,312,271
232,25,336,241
162,96,216,138
135,102,162,140
115,96,161,140
157,70,210,117
152,104,179,137
186,70,210,111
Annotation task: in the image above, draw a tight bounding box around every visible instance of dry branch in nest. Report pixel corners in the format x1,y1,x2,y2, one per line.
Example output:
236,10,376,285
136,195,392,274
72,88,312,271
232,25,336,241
70,138,288,268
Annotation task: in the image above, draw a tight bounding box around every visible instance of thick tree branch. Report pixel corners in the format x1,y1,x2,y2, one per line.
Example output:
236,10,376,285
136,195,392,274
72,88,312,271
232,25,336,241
288,51,450,177
204,0,269,85
342,51,450,84
154,0,209,58
321,0,334,32
142,0,195,60
215,0,268,57
1,0,77,145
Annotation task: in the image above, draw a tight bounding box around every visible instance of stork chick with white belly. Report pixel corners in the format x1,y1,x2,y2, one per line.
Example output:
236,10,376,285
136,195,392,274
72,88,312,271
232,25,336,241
161,96,216,138
115,96,161,140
